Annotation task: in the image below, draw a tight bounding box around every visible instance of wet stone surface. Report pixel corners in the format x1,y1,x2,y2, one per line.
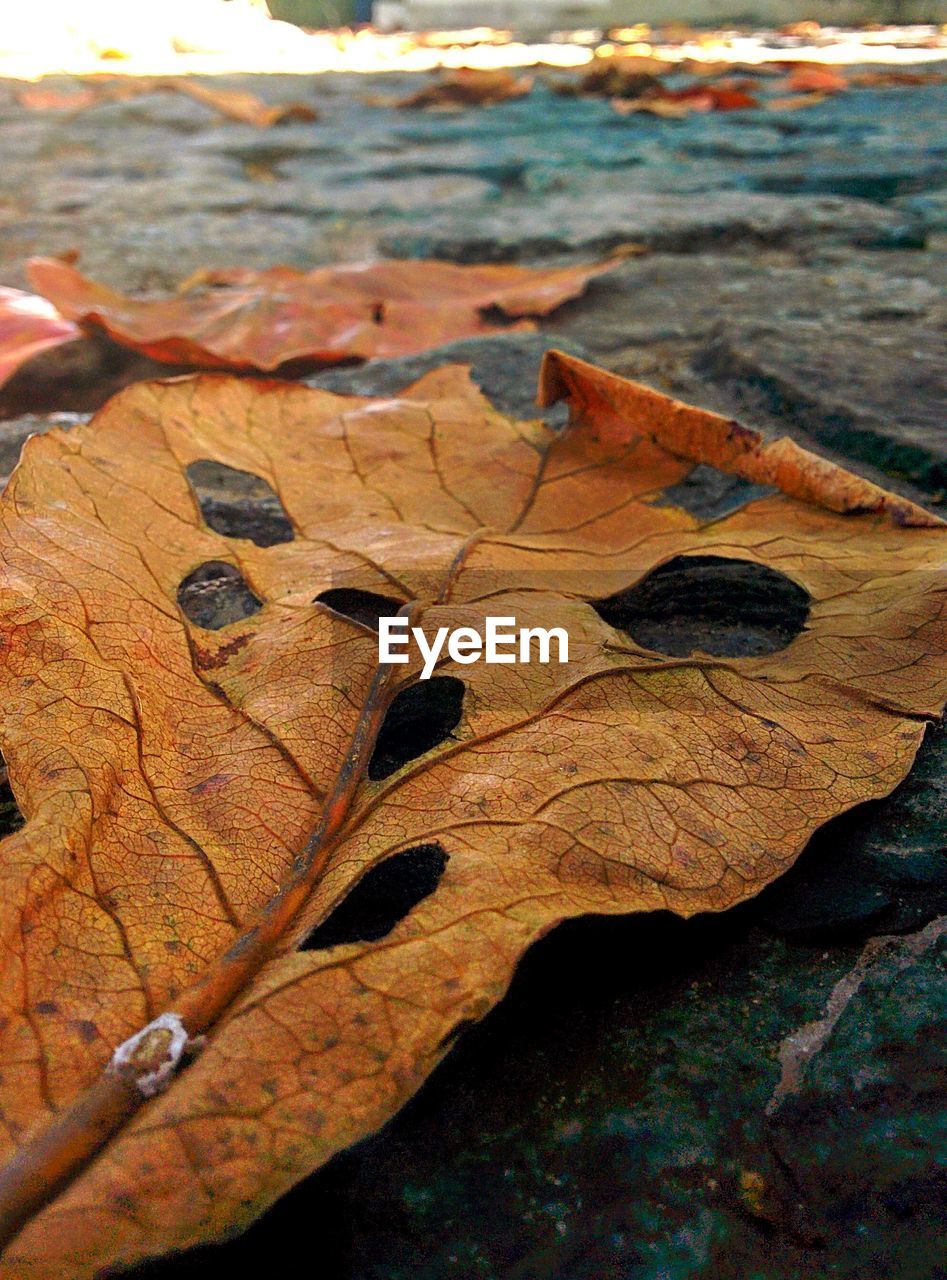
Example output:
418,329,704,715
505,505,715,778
0,63,944,1280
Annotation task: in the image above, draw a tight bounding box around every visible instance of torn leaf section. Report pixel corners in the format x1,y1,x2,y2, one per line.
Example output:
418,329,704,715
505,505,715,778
539,349,941,527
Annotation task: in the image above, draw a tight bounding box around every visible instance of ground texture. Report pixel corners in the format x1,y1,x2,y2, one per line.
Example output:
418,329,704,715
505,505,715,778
0,66,945,1280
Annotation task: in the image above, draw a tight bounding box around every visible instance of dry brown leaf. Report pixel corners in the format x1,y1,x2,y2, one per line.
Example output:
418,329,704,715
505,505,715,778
0,353,944,1275
683,60,782,78
778,20,822,36
847,69,944,88
613,95,694,118
14,87,100,112
391,68,533,109
682,84,758,110
17,77,317,128
26,256,616,370
680,59,730,77
575,54,667,99
612,83,757,117
155,79,319,127
0,287,80,390
765,92,827,112
780,65,848,94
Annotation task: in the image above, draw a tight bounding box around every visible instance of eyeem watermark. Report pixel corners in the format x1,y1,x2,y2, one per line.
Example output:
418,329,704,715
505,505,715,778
380,616,569,680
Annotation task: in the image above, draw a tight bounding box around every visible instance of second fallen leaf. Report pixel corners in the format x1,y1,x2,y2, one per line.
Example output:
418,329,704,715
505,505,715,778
26,255,619,371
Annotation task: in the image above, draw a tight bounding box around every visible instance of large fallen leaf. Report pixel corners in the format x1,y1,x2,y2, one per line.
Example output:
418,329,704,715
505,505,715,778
0,353,945,1276
0,288,79,391
26,256,616,371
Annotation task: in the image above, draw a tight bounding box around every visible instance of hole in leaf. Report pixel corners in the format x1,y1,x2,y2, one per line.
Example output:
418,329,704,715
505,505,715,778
368,676,465,782
592,554,809,658
314,587,407,631
300,843,448,950
177,561,263,631
186,460,294,548
370,300,385,324
0,755,23,838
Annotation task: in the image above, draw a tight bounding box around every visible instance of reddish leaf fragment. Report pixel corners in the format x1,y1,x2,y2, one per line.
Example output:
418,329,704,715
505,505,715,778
612,83,757,117
15,86,100,112
0,288,79,391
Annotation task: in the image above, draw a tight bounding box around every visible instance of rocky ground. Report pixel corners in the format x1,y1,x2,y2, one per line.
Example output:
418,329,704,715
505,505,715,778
0,64,945,1280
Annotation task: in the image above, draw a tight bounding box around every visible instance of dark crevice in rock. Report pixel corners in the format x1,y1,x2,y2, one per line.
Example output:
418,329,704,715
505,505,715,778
369,676,465,782
355,160,530,192
592,554,810,658
314,587,407,630
186,460,295,547
748,168,945,203
177,560,262,630
300,843,448,950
